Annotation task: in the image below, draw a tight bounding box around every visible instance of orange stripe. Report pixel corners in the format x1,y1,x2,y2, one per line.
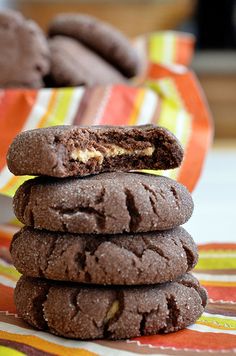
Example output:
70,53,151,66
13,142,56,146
147,64,213,192
198,243,236,251
204,285,236,302
0,331,98,356
0,284,16,314
0,233,14,248
99,85,140,125
134,329,236,350
37,90,57,128
175,37,195,66
0,90,37,170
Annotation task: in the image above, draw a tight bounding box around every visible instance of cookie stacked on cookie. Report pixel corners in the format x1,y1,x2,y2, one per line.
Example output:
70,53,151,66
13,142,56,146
8,125,207,340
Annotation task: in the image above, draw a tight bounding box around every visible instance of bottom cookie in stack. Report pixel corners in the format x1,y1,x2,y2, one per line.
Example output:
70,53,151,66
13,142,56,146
15,274,207,340
11,225,207,339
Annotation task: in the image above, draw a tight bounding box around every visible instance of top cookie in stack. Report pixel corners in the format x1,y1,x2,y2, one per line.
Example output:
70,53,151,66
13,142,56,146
7,125,183,177
8,125,207,340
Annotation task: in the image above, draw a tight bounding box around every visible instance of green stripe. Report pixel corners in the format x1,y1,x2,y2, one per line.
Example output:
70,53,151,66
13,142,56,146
149,33,164,63
0,264,21,280
0,346,25,356
198,315,236,329
196,257,236,270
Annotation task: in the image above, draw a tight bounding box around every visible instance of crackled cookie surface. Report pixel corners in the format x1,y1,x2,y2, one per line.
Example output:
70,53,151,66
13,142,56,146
15,274,207,339
13,173,193,234
11,226,198,285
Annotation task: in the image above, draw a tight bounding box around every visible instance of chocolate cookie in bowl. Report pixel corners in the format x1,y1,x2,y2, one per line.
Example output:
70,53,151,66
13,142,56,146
0,9,50,88
48,13,140,78
48,36,126,87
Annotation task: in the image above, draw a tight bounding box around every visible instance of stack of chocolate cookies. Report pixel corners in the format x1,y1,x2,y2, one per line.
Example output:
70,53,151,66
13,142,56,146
8,125,207,340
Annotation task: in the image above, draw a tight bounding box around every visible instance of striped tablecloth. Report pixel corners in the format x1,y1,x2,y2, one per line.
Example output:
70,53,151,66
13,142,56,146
0,224,235,355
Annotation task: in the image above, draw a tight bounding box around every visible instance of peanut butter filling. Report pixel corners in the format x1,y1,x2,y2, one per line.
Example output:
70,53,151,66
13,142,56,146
104,300,120,323
70,144,155,164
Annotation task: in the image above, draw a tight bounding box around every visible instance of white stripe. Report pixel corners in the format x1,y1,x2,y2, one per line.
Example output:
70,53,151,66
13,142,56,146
136,89,158,125
0,276,16,288
93,86,112,125
128,339,236,353
175,109,188,142
193,272,236,282
0,323,164,356
189,323,236,335
21,89,52,131
63,87,85,125
162,32,175,63
200,253,236,258
0,258,12,267
0,166,13,190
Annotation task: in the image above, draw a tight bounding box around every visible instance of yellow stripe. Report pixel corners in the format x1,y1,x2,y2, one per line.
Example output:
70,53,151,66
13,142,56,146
0,346,25,356
0,265,21,281
200,280,236,287
149,33,164,63
158,98,178,132
0,331,98,356
197,316,236,330
196,257,236,270
45,88,75,126
37,90,57,128
0,176,31,197
128,89,146,125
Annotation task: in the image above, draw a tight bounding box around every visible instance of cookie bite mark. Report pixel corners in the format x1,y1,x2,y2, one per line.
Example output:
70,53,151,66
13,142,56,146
7,125,184,178
70,144,155,165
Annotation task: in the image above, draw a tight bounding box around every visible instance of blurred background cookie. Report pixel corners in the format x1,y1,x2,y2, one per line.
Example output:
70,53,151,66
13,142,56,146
48,13,140,78
49,36,126,86
0,9,50,88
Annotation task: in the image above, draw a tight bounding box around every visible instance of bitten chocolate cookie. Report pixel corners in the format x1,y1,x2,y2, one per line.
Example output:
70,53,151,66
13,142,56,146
13,173,193,234
7,125,183,177
48,13,140,78
11,226,198,285
15,274,207,339
49,36,126,87
0,9,50,88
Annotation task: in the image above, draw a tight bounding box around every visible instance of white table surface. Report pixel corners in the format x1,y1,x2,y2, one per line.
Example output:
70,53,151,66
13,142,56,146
185,147,236,244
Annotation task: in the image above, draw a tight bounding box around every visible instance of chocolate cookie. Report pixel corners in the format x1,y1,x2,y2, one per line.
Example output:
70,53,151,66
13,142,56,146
7,125,183,177
11,226,197,285
49,36,126,87
13,173,193,234
0,9,50,88
15,274,207,339
48,13,140,78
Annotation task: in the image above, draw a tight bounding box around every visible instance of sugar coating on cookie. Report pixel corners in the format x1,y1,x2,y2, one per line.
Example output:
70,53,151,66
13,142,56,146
0,9,50,88
11,226,198,285
13,172,193,234
14,274,207,339
7,125,184,177
48,13,140,78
